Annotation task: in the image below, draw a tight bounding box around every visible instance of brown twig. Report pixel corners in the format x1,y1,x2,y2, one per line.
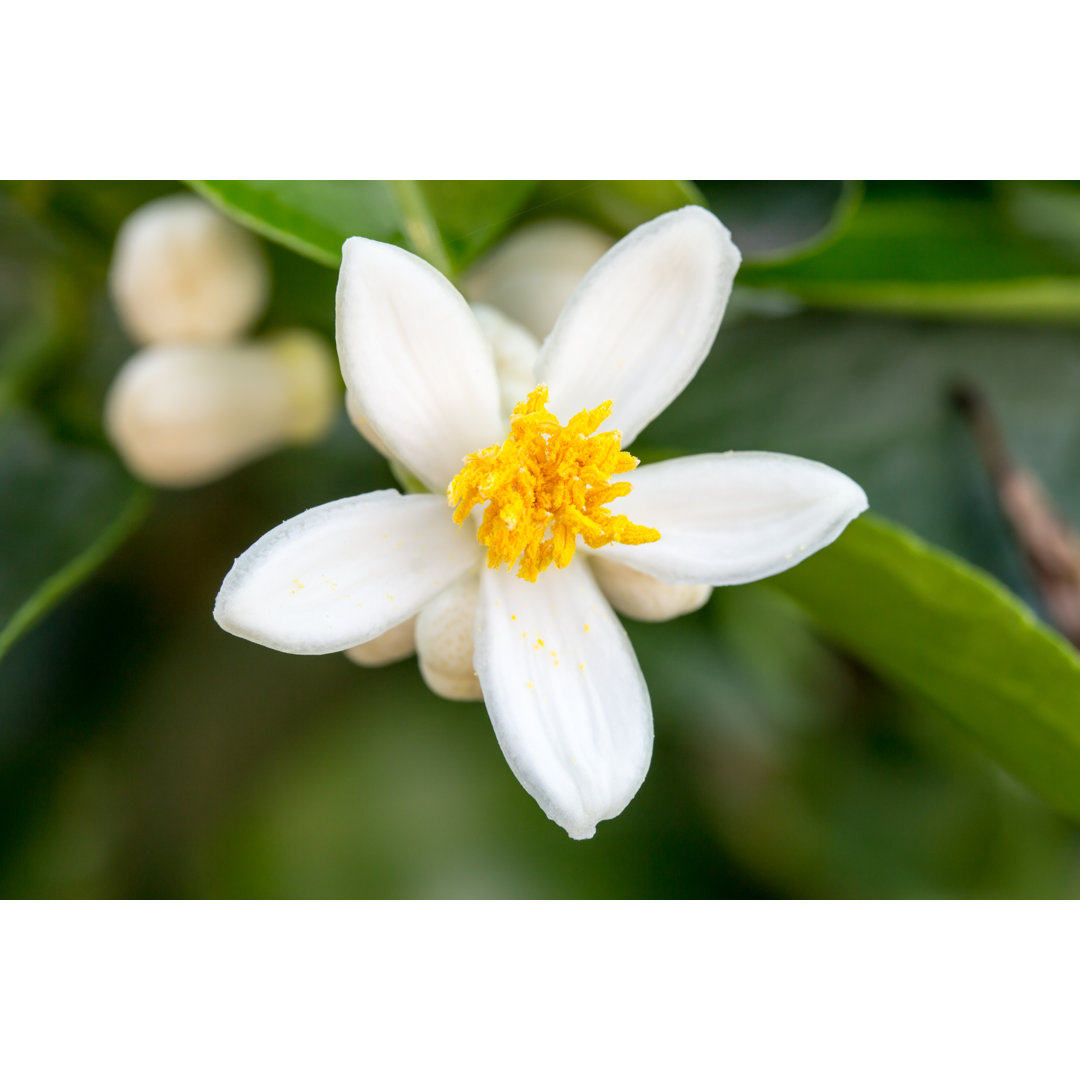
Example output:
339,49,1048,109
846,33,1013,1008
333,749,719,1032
951,381,1080,647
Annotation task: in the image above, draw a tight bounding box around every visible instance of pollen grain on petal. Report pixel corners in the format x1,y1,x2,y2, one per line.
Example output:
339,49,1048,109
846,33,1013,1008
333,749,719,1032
447,385,659,581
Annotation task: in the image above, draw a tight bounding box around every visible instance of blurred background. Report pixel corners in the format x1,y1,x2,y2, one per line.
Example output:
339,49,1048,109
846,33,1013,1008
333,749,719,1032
3,179,1080,899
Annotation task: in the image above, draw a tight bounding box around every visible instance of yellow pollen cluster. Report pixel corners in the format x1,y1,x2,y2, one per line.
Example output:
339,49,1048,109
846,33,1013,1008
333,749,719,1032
447,386,660,582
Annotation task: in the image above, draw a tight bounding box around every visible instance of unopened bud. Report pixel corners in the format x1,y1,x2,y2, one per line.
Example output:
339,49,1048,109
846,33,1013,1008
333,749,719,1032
344,616,417,667
109,194,269,345
416,575,483,701
589,558,712,622
105,330,338,487
462,219,615,340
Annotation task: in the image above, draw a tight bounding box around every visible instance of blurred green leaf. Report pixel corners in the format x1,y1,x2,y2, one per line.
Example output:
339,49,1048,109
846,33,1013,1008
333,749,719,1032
204,656,753,899
688,585,1077,899
999,180,1080,263
699,180,862,264
0,414,150,661
737,182,1080,320
700,681,1077,899
523,180,705,235
631,581,1079,899
189,180,538,276
771,514,1080,823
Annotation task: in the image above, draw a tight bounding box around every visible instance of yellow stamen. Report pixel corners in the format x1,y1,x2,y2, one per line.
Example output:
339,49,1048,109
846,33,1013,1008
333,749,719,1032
447,385,660,581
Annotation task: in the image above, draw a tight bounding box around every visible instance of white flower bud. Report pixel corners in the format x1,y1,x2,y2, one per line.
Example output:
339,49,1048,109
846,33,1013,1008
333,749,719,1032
462,219,615,340
589,557,712,622
344,616,417,667
470,303,540,416
105,330,338,487
415,575,483,701
109,194,269,345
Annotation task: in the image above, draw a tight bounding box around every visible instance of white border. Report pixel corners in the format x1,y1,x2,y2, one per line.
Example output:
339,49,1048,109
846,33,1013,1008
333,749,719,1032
0,903,1076,1078
5,3,1078,176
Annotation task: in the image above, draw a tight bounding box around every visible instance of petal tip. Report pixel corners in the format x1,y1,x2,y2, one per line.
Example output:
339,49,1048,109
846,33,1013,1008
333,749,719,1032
563,820,598,841
661,202,743,268
338,234,380,269
837,473,870,521
536,204,743,445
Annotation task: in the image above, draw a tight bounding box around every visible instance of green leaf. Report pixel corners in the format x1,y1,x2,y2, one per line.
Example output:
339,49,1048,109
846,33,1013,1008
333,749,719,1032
737,182,1080,321
685,586,1075,898
770,514,1080,822
188,180,538,276
699,180,863,265
0,414,151,661
522,180,705,235
998,180,1080,263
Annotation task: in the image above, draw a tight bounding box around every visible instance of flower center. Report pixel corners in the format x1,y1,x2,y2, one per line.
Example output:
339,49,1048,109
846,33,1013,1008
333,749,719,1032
447,386,660,582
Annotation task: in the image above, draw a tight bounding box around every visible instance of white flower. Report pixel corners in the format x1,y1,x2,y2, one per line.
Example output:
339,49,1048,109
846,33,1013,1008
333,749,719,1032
214,207,867,840
105,331,337,487
109,194,269,345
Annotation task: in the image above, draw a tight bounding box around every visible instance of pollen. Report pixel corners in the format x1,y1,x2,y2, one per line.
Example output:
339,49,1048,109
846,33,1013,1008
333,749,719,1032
447,386,660,581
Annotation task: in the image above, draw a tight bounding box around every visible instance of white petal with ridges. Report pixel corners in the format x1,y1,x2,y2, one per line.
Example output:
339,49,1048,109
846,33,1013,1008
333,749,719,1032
475,560,653,840
536,206,740,445
598,452,868,585
336,238,505,491
214,491,479,654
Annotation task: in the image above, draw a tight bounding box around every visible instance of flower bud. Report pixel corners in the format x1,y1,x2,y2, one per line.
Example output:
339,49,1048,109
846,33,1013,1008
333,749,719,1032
344,616,417,667
415,575,483,701
462,219,615,340
109,194,269,345
105,330,338,487
589,558,712,622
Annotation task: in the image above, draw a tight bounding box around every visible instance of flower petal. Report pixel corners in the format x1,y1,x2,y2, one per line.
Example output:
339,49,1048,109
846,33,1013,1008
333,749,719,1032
214,491,479,654
336,238,505,490
474,560,653,839
536,206,740,445
597,452,868,585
